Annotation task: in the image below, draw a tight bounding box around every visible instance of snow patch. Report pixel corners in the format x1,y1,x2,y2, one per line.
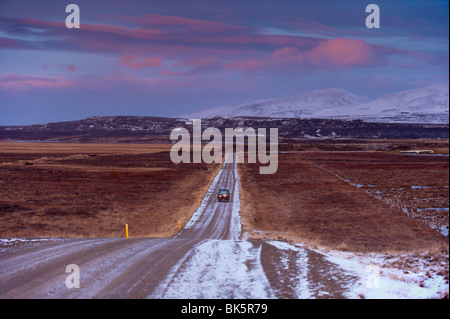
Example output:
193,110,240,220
154,240,274,299
265,240,448,299
323,250,449,299
229,156,242,240
0,237,53,243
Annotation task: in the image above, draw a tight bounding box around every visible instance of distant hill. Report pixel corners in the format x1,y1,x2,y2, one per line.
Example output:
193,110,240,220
0,116,448,142
0,116,188,143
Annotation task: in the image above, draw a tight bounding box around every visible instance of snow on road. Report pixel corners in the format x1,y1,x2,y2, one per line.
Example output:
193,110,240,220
154,240,273,299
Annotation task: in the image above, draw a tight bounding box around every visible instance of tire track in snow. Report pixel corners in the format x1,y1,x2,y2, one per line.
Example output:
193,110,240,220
261,240,361,299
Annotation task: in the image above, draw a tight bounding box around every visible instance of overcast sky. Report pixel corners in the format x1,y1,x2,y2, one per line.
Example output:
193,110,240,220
0,0,448,125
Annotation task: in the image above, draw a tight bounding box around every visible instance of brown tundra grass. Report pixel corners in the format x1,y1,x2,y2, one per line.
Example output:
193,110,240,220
0,143,220,238
238,147,448,254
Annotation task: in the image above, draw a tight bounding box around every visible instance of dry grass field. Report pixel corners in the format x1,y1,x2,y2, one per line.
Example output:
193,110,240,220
301,151,449,236
0,142,173,155
238,139,448,254
0,142,220,238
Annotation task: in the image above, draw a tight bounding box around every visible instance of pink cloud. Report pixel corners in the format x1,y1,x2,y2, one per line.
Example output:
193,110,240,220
67,64,78,72
4,15,318,57
0,74,72,90
0,37,30,50
17,17,159,38
158,70,187,77
173,57,219,68
270,47,305,66
224,58,265,73
117,52,162,70
225,38,384,74
306,38,380,68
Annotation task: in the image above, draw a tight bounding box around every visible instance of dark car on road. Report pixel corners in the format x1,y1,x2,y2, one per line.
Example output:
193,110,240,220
217,189,230,202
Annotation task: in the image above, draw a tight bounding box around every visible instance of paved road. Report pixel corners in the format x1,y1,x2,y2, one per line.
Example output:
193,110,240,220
0,154,361,299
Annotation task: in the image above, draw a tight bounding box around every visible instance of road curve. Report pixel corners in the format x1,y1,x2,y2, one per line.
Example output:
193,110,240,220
0,153,360,299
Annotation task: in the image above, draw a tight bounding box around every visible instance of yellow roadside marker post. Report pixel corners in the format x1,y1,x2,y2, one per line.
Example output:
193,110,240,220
179,221,182,230
125,224,129,238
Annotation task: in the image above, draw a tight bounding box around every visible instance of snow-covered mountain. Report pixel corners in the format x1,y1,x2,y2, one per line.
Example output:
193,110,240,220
339,83,449,124
233,88,370,118
182,88,368,119
182,84,449,124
